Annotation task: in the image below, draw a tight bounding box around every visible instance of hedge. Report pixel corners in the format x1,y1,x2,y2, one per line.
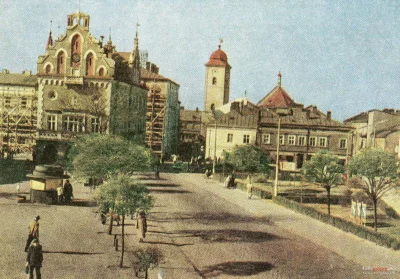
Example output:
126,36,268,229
272,196,400,250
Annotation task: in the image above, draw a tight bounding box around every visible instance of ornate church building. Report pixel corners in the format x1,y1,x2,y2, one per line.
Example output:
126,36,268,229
35,11,147,162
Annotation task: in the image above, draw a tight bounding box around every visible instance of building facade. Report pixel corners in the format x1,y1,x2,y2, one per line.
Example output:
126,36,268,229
0,70,37,157
35,11,147,163
344,109,400,158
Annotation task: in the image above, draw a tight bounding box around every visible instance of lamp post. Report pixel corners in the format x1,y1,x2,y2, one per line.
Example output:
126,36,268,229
274,116,281,197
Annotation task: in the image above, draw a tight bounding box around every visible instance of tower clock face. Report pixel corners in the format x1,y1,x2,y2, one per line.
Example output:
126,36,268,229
72,53,81,63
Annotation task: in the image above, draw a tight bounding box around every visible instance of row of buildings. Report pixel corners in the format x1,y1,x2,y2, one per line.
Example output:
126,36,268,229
0,11,180,163
1,10,399,171
179,46,400,173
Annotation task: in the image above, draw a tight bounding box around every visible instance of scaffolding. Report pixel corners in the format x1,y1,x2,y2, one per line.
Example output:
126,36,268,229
145,84,166,157
0,91,37,156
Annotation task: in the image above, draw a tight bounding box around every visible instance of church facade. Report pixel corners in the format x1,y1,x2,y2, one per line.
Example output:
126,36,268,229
35,11,147,162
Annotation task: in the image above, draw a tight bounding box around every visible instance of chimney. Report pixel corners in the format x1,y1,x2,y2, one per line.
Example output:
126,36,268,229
155,66,159,74
146,62,150,71
327,111,331,120
22,70,32,76
2,69,9,74
196,107,199,112
99,36,104,47
180,106,185,111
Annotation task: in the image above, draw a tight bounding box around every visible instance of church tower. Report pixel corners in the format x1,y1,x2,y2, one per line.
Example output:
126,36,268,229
204,44,231,112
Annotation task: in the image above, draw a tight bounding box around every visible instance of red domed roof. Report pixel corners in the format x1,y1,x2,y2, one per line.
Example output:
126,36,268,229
206,45,230,67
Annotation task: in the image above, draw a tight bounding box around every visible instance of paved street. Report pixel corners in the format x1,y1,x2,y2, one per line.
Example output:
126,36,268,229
1,173,400,278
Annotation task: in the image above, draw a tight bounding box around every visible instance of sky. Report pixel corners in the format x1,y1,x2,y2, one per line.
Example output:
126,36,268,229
1,0,399,121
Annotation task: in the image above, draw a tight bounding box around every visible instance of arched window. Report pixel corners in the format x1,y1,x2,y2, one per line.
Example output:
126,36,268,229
86,53,94,76
71,34,82,67
99,67,105,77
211,104,215,111
212,77,217,85
57,51,65,74
45,64,51,74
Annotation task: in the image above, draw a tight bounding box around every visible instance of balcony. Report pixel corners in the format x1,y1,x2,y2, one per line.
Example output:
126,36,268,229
64,76,83,85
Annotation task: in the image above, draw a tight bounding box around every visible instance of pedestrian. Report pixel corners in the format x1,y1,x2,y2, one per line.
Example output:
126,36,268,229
246,176,253,199
26,238,43,279
136,211,147,243
16,183,20,193
63,180,73,203
25,216,40,252
56,184,64,203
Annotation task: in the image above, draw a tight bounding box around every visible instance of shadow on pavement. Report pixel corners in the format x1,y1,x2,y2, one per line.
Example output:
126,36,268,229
176,229,281,243
201,261,273,277
43,251,104,255
65,199,97,207
149,189,191,194
142,240,193,247
144,183,180,188
154,212,273,224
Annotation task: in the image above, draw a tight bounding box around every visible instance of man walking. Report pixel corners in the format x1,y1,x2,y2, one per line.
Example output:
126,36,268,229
25,216,40,252
26,238,43,279
63,180,73,203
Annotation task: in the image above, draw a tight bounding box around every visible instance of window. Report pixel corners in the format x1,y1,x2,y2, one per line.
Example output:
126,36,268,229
63,115,84,132
298,136,306,146
21,97,27,108
227,133,233,143
47,115,57,131
279,135,285,145
212,77,217,85
319,137,327,147
99,67,105,76
91,117,100,133
262,134,271,144
288,135,296,145
243,134,250,144
339,139,347,149
5,97,11,107
45,64,51,74
309,136,317,147
86,53,94,76
57,51,65,74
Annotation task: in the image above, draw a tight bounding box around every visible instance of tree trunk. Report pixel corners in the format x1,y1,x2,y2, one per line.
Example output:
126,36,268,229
145,269,148,279
327,187,331,216
108,208,113,235
119,215,125,268
373,199,378,232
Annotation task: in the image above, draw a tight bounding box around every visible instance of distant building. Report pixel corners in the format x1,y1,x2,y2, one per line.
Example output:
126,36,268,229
205,73,354,171
0,70,37,157
345,109,400,158
204,44,231,112
178,107,205,160
35,11,147,163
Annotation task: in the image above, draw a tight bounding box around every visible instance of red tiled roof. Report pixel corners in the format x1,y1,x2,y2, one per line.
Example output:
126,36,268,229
257,85,296,108
205,46,230,67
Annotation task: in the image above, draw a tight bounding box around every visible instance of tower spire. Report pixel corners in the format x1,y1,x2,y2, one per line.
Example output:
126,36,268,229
278,71,282,87
46,20,53,51
129,22,141,84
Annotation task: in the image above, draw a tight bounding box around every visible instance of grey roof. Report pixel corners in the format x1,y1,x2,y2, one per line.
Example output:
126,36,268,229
0,72,37,87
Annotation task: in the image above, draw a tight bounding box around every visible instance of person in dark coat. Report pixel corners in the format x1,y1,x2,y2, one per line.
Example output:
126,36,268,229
63,180,73,203
25,216,40,252
26,238,43,279
136,211,147,242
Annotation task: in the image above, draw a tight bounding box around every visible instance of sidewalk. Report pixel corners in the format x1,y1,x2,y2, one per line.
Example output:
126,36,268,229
193,174,400,270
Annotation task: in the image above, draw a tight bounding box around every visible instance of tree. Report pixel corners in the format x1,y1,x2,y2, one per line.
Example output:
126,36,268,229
225,145,271,182
135,247,164,279
302,151,344,215
94,174,153,267
67,133,152,181
348,148,400,231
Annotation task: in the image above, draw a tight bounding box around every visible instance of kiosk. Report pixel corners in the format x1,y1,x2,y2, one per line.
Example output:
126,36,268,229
26,165,69,204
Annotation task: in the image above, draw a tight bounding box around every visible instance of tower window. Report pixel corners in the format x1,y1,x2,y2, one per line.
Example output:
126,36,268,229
57,51,65,74
86,53,94,76
212,77,217,85
45,64,51,74
99,68,105,76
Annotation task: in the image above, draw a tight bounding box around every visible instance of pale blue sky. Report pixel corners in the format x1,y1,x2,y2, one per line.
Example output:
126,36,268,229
1,0,399,121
